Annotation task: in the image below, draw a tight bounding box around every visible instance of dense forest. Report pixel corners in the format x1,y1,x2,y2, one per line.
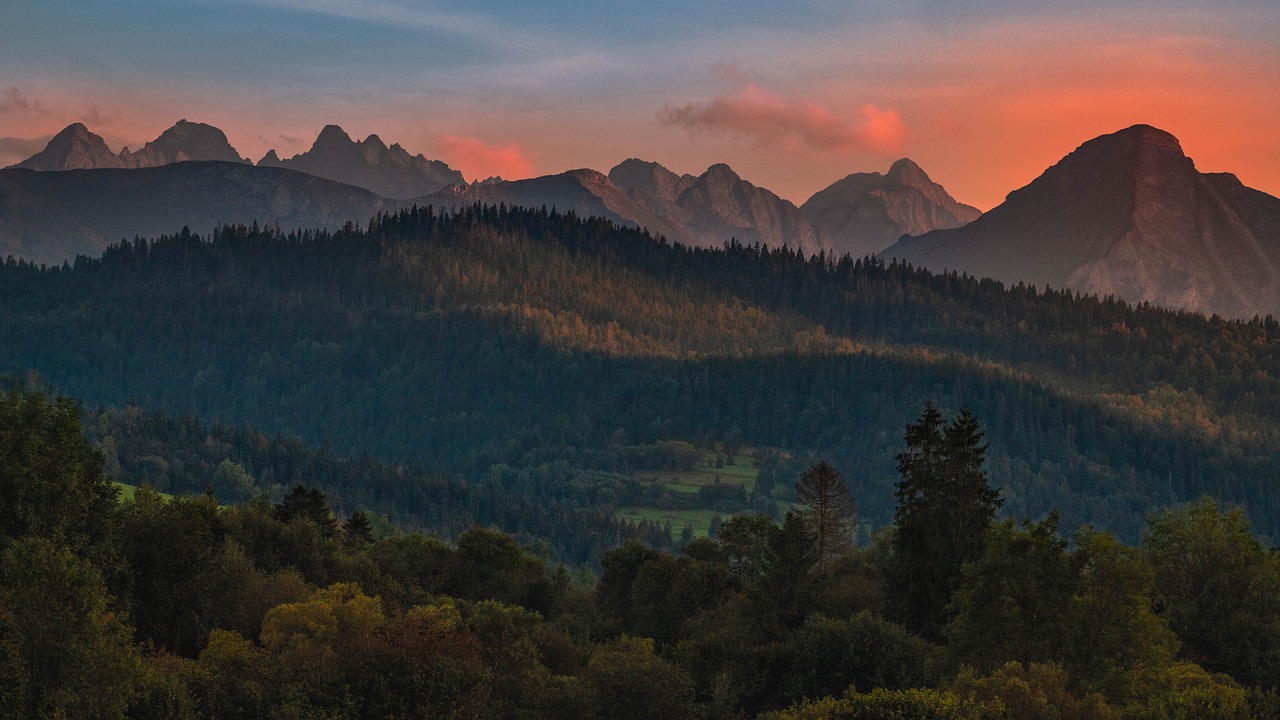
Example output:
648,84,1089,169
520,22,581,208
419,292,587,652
3,388,1278,719
2,204,1280,546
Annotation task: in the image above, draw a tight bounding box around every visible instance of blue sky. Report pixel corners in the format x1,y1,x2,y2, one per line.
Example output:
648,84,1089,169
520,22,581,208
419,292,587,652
3,0,1279,208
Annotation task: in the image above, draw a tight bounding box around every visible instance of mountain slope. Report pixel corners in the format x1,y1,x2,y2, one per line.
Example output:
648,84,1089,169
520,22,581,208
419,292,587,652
0,162,398,264
4,205,1280,542
884,125,1280,319
801,158,981,257
259,125,464,198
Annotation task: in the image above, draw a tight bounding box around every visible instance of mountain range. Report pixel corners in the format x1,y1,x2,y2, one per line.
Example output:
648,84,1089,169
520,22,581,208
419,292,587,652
7,119,1280,319
2,120,974,263
257,124,464,198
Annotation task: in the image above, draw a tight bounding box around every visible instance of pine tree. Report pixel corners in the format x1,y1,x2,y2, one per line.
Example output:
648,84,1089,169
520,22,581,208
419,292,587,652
891,404,1001,639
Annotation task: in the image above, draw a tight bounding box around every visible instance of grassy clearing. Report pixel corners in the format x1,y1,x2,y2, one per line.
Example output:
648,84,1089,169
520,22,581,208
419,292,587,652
112,481,176,502
615,507,725,539
638,452,759,494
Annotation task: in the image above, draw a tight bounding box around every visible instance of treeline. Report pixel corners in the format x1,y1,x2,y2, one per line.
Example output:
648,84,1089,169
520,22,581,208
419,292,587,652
77,401,683,565
2,205,1280,541
4,389,1278,719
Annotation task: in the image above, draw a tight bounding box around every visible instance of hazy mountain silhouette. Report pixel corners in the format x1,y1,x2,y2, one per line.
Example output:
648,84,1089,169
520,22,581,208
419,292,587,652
258,125,464,198
0,162,398,265
884,125,1280,319
11,120,249,171
801,158,981,257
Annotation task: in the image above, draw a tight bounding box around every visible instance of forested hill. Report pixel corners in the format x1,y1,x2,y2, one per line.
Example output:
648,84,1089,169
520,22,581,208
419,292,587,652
3,204,1280,542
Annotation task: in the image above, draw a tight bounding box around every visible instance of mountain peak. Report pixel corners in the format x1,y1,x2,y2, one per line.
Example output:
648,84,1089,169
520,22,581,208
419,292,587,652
119,120,248,167
315,125,353,146
62,122,93,138
1114,123,1181,147
886,158,930,186
704,162,739,178
268,125,463,198
11,122,121,170
801,159,980,257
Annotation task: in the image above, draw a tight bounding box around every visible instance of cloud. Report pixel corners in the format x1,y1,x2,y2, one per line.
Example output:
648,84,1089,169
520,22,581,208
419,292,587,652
711,62,758,85
658,84,905,155
436,135,535,181
77,104,114,126
0,87,49,115
0,136,53,165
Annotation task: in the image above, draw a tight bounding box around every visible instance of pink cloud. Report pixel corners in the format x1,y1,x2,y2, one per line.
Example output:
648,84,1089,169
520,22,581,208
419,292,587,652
658,84,905,155
435,135,535,181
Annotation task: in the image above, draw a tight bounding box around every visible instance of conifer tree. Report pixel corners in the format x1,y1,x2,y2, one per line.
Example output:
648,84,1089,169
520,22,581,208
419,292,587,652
795,461,858,575
891,404,1001,639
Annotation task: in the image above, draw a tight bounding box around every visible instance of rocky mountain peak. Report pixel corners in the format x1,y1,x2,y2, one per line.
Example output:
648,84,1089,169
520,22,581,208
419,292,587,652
11,122,122,171
118,120,249,168
608,159,693,204
885,157,930,187
315,125,353,147
800,159,981,257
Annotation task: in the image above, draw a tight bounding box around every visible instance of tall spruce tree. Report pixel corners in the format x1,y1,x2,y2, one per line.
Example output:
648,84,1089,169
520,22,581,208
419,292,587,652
891,403,1001,639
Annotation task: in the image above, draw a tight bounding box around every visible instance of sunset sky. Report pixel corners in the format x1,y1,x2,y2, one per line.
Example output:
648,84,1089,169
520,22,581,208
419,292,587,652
3,0,1278,210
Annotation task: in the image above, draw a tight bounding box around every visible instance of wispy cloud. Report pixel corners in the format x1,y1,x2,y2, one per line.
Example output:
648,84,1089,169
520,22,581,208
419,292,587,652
0,87,50,115
436,135,534,181
658,84,905,155
236,0,546,54
78,104,114,126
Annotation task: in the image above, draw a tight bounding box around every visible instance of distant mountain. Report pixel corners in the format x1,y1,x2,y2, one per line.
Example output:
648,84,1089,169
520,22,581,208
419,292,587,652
10,120,249,171
801,158,981,257
117,119,249,167
432,161,826,254
427,167,692,243
605,159,824,253
608,158,696,218
258,125,464,198
671,163,824,255
884,125,1280,319
0,162,398,265
11,123,121,171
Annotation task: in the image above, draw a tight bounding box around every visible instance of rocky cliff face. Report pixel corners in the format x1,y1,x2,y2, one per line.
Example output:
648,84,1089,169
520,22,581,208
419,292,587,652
884,125,1280,319
801,158,981,257
259,125,464,198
